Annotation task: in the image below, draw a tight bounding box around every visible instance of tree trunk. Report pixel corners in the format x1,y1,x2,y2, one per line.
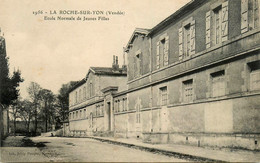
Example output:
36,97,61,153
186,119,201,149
34,105,37,135
45,101,48,132
13,117,16,137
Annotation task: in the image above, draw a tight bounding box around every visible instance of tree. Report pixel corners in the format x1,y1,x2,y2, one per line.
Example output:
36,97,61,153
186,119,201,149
27,82,41,135
0,35,23,106
57,81,79,122
19,100,33,134
38,89,55,132
9,99,22,136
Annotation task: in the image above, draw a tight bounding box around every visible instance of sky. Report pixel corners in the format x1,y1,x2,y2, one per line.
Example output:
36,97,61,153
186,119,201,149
0,0,190,99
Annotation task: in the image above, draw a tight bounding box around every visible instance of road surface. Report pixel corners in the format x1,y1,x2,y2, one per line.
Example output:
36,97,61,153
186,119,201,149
30,137,188,162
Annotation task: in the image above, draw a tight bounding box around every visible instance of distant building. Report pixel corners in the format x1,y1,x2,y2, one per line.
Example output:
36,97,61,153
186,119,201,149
68,56,127,135
68,0,260,150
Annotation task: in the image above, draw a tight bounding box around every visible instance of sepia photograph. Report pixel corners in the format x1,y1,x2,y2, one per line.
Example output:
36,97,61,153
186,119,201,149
0,0,260,162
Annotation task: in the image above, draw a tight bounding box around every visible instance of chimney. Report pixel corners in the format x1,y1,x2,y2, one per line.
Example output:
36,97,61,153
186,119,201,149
122,47,127,71
112,55,119,70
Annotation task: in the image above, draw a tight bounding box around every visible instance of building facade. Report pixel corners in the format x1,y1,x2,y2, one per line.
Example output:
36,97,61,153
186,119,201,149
68,56,127,136
68,0,260,150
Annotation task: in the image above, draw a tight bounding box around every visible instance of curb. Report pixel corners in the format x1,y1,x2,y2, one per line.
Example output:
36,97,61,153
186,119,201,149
86,136,226,162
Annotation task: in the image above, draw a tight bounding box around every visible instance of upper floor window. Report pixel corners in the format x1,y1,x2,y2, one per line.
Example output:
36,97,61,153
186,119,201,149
135,51,142,77
241,0,260,33
84,109,86,118
83,87,86,99
183,79,193,103
211,70,226,97
122,98,127,111
75,91,78,104
80,110,82,118
159,86,168,106
79,89,82,102
179,18,195,60
206,1,229,48
89,82,93,97
248,60,260,91
156,35,169,69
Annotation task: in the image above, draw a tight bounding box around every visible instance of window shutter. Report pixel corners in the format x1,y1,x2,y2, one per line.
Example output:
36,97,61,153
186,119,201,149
206,11,211,48
178,27,183,60
190,20,196,55
254,0,260,28
156,41,160,69
241,0,249,33
164,36,169,66
222,1,229,42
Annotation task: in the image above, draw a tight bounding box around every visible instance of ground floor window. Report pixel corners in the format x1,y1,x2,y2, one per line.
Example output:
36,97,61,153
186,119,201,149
248,60,260,91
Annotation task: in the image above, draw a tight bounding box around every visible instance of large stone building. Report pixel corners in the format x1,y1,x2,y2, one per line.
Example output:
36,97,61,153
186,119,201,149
69,0,260,150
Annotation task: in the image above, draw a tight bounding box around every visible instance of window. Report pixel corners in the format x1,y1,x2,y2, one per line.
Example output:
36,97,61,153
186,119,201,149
206,1,229,48
117,100,120,112
84,109,86,118
136,104,141,124
184,24,191,57
75,91,78,104
83,87,86,99
73,112,75,119
114,100,118,113
79,89,82,102
101,104,104,115
135,51,142,77
76,111,78,119
214,6,222,45
183,79,193,102
80,110,82,118
241,0,260,33
122,98,127,111
156,36,169,69
159,86,168,106
179,18,195,60
89,83,93,97
211,70,225,97
248,60,260,91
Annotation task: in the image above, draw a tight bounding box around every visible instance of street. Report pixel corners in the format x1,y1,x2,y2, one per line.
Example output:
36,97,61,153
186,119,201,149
1,136,189,162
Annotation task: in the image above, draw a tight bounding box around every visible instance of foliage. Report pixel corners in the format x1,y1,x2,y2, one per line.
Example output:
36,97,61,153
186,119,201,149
0,36,23,106
57,81,79,122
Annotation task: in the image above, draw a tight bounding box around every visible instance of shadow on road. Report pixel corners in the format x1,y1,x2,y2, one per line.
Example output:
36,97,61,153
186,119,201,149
2,136,50,148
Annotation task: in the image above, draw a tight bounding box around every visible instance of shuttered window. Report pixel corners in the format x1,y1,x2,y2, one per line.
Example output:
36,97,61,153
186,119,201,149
156,41,160,69
179,17,195,60
211,70,225,97
135,52,141,77
241,0,249,33
156,36,169,69
206,11,211,48
221,1,229,42
179,28,183,60
164,36,169,66
248,60,260,91
160,86,168,106
190,20,196,55
206,1,229,46
241,0,260,33
183,79,193,102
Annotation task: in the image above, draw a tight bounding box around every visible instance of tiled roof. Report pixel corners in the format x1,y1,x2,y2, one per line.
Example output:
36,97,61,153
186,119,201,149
90,67,127,76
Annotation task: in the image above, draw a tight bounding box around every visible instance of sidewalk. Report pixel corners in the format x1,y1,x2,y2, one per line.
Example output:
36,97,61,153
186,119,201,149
87,136,260,162
0,136,49,162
